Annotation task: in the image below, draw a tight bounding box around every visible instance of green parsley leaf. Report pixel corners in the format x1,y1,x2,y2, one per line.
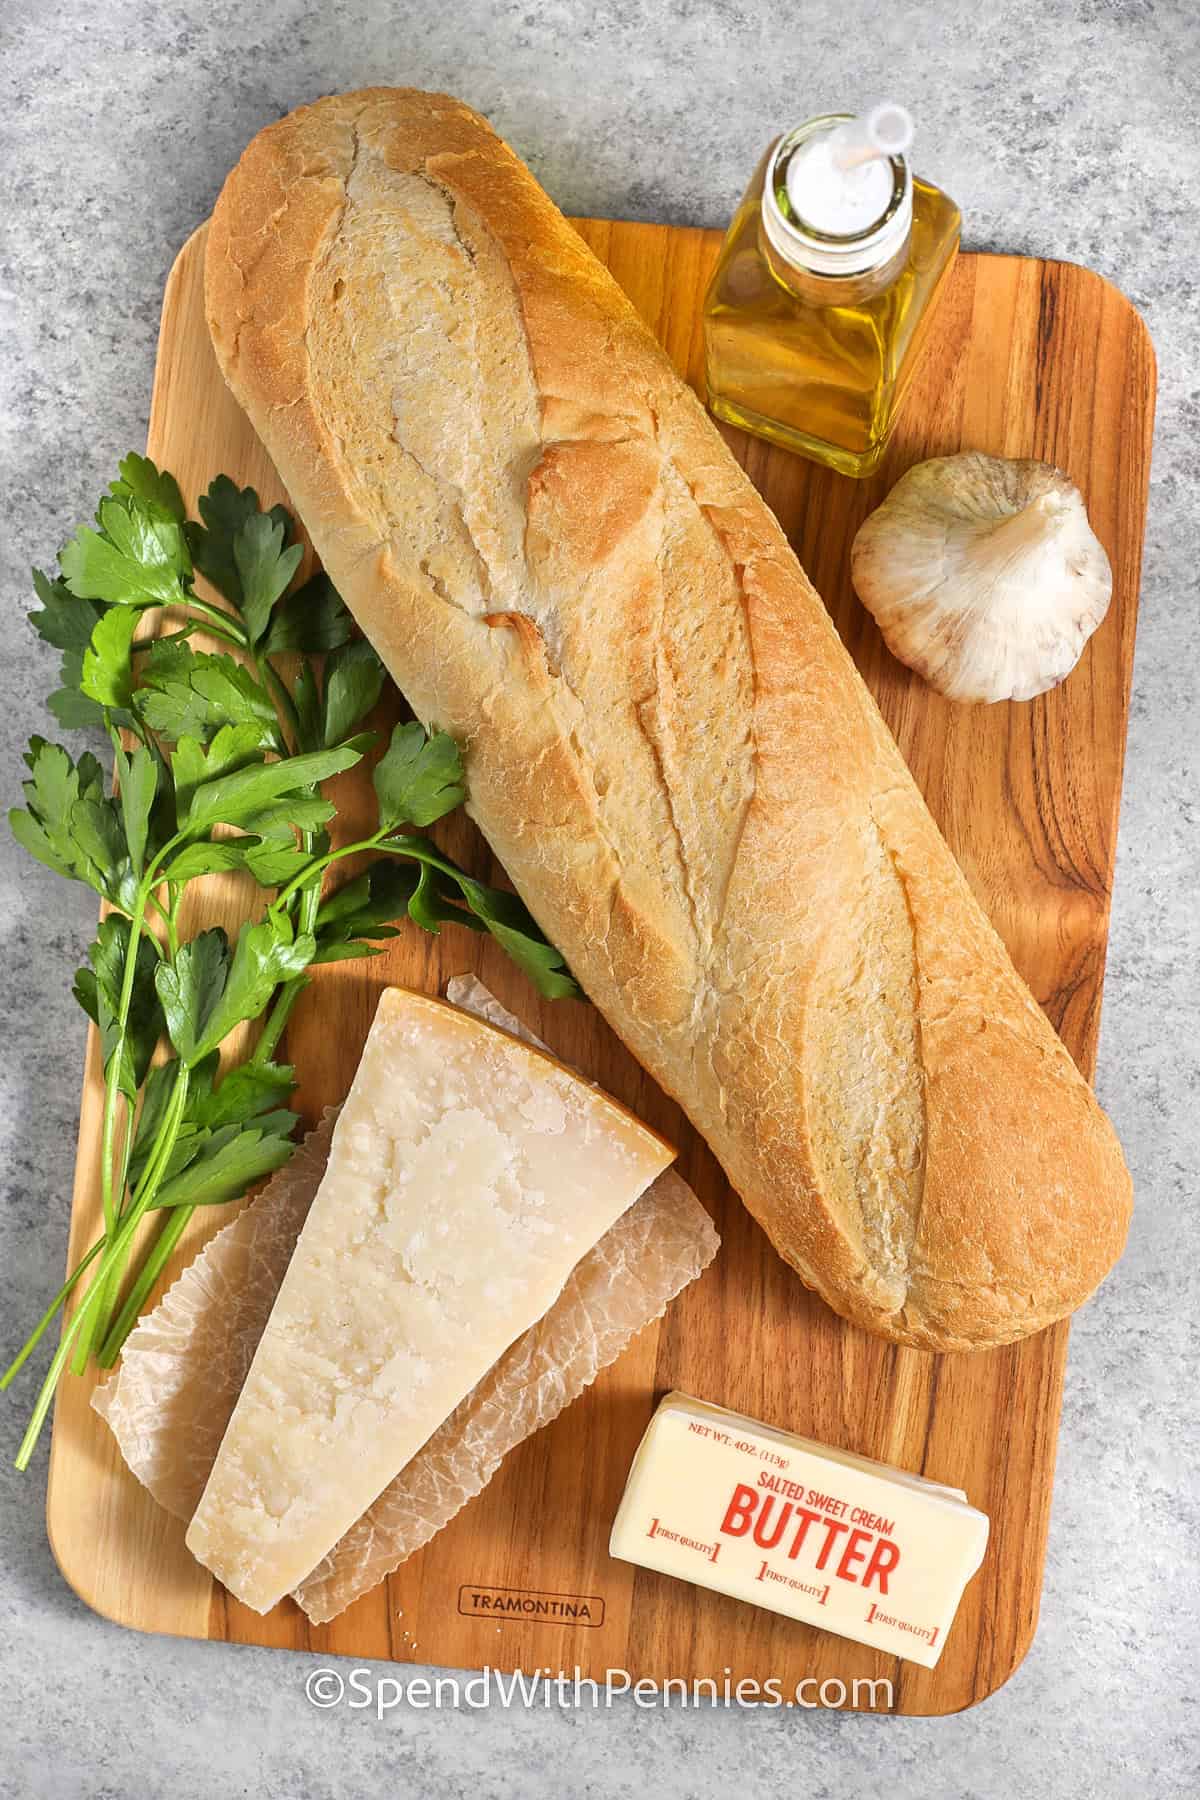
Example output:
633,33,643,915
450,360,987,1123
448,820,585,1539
180,742,363,836
312,859,416,962
310,939,387,963
373,722,466,828
74,748,107,797
68,789,138,912
30,567,105,654
188,1059,296,1129
114,743,158,874
47,685,107,731
236,793,338,840
244,842,317,888
127,1059,183,1189
407,861,483,935
315,859,417,936
9,740,88,881
262,571,356,655
149,1117,299,1210
454,873,581,1000
408,862,441,932
151,1123,211,1185
155,927,231,1065
321,639,387,747
159,840,249,884
233,512,304,645
189,914,316,1064
314,861,403,933
292,661,322,753
80,606,140,710
186,476,290,609
31,570,112,729
129,1054,255,1191
60,496,190,609
73,916,164,1098
169,725,267,822
109,453,186,523
137,640,278,747
9,739,134,906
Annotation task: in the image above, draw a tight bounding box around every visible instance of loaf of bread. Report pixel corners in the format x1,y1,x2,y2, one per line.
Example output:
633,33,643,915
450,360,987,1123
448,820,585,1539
205,89,1132,1351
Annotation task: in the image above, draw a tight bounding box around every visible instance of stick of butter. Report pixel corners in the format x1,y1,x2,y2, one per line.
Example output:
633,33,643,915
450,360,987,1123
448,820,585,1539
186,987,674,1614
609,1392,989,1667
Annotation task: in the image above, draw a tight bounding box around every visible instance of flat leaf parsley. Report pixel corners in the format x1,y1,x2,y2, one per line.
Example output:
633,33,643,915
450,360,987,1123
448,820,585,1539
2,457,578,1468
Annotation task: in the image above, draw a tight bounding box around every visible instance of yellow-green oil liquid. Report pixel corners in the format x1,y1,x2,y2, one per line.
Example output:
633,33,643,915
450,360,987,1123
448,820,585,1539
703,152,961,478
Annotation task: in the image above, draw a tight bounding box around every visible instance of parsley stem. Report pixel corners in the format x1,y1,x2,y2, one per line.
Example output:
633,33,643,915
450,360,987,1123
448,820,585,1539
269,832,388,914
193,621,246,650
163,884,181,959
375,833,478,885
0,1236,106,1391
268,828,479,930
127,1061,190,1208
68,840,185,1368
90,1051,196,1360
252,976,309,1067
96,1203,193,1368
141,900,171,952
184,595,249,647
68,1100,135,1377
256,653,301,752
297,836,324,937
74,877,154,1367
101,889,152,1210
135,624,195,647
12,1064,189,1470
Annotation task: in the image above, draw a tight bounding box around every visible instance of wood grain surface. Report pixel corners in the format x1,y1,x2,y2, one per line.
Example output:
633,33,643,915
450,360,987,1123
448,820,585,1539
42,220,1155,1715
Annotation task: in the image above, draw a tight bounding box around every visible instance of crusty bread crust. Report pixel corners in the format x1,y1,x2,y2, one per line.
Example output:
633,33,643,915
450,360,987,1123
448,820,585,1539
205,89,1132,1350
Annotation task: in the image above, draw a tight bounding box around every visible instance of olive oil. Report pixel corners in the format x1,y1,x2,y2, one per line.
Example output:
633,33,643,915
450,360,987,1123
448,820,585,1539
704,114,960,478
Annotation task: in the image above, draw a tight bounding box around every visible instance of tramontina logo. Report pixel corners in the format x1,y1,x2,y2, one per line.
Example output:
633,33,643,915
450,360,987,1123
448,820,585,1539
458,1584,606,1628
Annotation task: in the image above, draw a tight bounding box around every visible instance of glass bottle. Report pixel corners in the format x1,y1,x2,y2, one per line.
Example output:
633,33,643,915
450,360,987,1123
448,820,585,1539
703,111,961,478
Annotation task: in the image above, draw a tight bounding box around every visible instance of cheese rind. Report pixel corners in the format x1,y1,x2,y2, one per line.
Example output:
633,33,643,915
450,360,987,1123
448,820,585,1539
186,987,674,1612
609,1392,988,1668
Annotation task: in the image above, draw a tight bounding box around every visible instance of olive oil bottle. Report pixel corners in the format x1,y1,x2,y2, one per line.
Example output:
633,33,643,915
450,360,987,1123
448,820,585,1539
704,107,960,478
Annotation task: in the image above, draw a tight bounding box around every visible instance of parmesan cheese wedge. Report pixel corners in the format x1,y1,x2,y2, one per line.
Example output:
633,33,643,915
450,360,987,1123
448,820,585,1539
185,986,675,1613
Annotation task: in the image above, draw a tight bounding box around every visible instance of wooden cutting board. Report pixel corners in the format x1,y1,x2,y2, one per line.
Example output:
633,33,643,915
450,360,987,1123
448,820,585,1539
42,220,1154,1716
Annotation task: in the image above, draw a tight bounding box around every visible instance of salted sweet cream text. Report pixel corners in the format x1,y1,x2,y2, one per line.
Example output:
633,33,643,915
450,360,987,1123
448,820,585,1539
718,1472,901,1594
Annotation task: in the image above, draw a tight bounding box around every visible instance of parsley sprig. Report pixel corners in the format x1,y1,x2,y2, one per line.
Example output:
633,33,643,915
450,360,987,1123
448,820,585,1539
3,457,578,1468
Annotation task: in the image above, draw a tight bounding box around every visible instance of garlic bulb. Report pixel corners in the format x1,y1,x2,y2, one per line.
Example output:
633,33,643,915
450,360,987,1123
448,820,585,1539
850,453,1112,704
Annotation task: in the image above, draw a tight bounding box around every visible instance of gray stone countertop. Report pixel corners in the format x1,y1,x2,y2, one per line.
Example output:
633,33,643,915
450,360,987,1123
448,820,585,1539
1,3,1196,1795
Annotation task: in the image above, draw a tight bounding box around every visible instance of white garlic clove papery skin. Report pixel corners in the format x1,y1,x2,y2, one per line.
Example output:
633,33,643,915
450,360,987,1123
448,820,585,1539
850,453,1113,704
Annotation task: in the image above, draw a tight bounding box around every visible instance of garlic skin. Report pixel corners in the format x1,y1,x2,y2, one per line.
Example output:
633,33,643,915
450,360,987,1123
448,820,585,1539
850,453,1113,704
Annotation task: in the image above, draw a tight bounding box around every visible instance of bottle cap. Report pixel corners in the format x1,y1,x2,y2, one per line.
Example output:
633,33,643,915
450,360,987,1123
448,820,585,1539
762,109,914,279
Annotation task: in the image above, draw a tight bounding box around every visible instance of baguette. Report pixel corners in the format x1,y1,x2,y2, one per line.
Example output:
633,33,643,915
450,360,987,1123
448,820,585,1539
205,88,1132,1350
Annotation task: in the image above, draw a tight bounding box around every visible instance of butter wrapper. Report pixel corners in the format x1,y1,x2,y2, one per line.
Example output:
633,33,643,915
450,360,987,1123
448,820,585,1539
610,1392,989,1668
